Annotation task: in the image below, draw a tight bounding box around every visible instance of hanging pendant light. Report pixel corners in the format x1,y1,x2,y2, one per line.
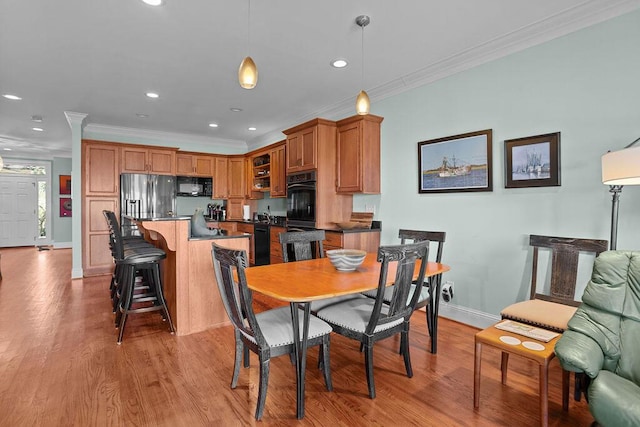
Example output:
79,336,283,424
238,0,258,89
0,155,3,171
355,15,370,115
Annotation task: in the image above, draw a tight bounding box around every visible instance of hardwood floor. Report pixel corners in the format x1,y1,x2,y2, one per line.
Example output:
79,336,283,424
0,247,595,426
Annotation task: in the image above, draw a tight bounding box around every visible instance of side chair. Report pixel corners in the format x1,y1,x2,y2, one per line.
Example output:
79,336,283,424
211,243,333,420
315,241,429,399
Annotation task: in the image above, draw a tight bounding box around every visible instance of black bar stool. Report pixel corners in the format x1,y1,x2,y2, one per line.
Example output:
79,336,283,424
103,211,174,344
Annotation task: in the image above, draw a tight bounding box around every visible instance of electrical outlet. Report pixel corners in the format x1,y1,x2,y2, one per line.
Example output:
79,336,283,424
442,281,454,302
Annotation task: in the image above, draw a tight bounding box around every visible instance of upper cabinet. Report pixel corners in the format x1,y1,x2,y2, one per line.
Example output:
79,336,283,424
227,156,245,198
121,146,176,175
82,141,119,196
176,153,213,177
269,142,286,198
244,156,263,200
336,114,383,194
213,156,228,199
283,119,335,173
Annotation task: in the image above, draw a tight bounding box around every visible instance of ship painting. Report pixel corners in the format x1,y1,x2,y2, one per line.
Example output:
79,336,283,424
438,155,471,177
513,147,550,180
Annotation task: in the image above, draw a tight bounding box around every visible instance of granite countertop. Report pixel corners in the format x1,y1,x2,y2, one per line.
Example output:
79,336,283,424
123,214,191,221
189,230,251,241
204,218,381,233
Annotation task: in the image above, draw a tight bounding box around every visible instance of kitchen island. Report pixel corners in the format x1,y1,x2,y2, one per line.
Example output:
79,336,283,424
129,216,250,336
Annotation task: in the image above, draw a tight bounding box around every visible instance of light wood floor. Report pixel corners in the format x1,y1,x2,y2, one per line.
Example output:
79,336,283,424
0,247,595,426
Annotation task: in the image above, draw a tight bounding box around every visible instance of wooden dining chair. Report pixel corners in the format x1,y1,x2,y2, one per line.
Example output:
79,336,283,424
315,241,429,399
211,243,333,420
362,229,446,353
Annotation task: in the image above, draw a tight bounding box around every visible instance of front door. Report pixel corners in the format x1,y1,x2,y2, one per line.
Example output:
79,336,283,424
0,176,38,247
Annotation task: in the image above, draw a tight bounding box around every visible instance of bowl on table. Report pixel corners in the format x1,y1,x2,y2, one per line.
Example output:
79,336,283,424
326,249,367,272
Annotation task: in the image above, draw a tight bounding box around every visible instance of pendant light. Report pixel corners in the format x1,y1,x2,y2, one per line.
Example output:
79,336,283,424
238,0,258,89
0,155,3,171
355,15,370,115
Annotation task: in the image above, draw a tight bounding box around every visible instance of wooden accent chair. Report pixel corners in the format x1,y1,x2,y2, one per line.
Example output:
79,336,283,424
363,229,446,353
500,234,608,399
315,241,429,399
210,243,333,420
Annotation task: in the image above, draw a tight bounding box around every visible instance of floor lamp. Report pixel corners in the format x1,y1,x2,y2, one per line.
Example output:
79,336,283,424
601,136,640,250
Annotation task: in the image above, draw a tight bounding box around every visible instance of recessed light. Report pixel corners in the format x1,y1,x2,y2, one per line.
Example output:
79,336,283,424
136,113,149,118
3,148,12,151
32,127,44,132
230,107,243,112
2,94,22,100
141,0,164,6
248,127,257,131
31,115,43,122
208,123,219,128
146,92,159,99
331,59,348,68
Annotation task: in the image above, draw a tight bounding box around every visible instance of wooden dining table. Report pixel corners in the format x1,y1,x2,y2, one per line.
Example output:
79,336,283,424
244,252,450,419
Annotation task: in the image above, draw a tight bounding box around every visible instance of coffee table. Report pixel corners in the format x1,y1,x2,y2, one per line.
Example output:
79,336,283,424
474,323,569,427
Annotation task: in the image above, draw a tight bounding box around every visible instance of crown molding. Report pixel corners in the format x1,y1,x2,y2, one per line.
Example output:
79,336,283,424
83,123,247,151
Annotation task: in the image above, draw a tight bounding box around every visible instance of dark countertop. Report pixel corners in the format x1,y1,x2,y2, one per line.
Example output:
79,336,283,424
189,230,251,241
205,218,381,234
123,214,191,221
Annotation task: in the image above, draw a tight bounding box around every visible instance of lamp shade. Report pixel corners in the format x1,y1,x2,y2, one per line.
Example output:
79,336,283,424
238,56,258,89
356,90,370,115
602,146,640,185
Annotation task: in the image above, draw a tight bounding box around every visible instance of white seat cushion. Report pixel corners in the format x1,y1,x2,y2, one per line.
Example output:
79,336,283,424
315,295,403,334
241,306,332,347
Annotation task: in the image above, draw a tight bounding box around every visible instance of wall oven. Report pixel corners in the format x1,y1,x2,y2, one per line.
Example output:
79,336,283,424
286,171,316,228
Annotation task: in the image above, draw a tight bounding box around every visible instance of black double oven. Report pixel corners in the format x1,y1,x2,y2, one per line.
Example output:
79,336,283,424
286,170,316,229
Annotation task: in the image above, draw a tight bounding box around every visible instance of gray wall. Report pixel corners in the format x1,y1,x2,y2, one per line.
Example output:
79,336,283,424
353,9,640,326
52,157,72,247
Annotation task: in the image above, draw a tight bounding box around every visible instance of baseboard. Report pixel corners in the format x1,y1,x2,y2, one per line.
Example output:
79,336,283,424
53,242,72,249
71,267,83,279
438,302,500,329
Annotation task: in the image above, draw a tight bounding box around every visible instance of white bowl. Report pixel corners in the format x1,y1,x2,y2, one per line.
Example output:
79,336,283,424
326,249,366,272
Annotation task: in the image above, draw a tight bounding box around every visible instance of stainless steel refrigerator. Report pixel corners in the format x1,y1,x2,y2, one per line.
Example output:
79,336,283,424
120,173,176,236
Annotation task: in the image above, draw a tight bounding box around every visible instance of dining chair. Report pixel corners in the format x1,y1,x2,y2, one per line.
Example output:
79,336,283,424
315,241,429,399
211,243,333,420
500,234,608,400
279,229,361,313
362,229,446,353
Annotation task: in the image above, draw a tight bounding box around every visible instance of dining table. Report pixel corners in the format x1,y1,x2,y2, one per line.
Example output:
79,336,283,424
243,252,450,419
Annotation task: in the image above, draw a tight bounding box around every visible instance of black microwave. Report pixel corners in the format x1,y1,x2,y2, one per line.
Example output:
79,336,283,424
176,176,213,197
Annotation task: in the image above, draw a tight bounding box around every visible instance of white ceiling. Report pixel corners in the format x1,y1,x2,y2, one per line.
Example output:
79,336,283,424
1,0,639,159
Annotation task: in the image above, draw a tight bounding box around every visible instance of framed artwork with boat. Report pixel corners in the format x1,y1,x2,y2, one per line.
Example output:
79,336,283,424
504,132,560,188
418,129,493,193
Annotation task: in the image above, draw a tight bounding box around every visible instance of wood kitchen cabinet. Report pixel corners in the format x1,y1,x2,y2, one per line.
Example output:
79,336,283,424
82,140,120,276
176,153,213,177
213,156,228,198
236,222,255,265
269,226,286,264
121,145,176,175
244,156,263,200
283,118,335,173
226,198,244,220
227,156,245,198
336,114,383,194
269,142,286,197
323,230,381,255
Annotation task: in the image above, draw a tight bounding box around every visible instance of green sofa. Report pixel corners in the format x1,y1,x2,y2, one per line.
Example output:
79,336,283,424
555,250,640,427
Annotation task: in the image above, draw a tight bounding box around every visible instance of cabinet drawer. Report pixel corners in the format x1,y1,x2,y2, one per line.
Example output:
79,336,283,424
323,232,343,248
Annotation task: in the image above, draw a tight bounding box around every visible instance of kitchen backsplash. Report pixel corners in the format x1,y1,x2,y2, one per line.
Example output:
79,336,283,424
176,196,225,216
256,196,286,216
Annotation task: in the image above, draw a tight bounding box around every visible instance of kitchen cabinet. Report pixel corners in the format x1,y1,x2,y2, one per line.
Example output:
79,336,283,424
82,140,120,276
228,156,245,198
283,118,335,173
336,114,383,194
176,153,213,177
226,198,244,220
213,156,228,198
270,226,286,264
244,156,263,200
251,152,271,192
236,222,255,265
269,142,286,197
121,145,176,175
323,230,381,255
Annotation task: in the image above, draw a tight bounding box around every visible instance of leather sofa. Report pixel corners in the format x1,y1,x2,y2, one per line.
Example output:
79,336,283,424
555,250,640,427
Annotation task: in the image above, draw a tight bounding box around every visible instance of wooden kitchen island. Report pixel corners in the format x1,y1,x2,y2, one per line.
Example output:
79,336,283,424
133,218,250,336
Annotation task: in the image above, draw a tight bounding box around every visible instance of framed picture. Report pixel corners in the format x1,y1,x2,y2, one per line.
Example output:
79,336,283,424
59,175,71,195
504,132,560,188
418,129,493,193
60,198,72,217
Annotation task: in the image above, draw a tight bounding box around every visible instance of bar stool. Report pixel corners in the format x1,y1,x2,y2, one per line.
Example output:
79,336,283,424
103,210,174,344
